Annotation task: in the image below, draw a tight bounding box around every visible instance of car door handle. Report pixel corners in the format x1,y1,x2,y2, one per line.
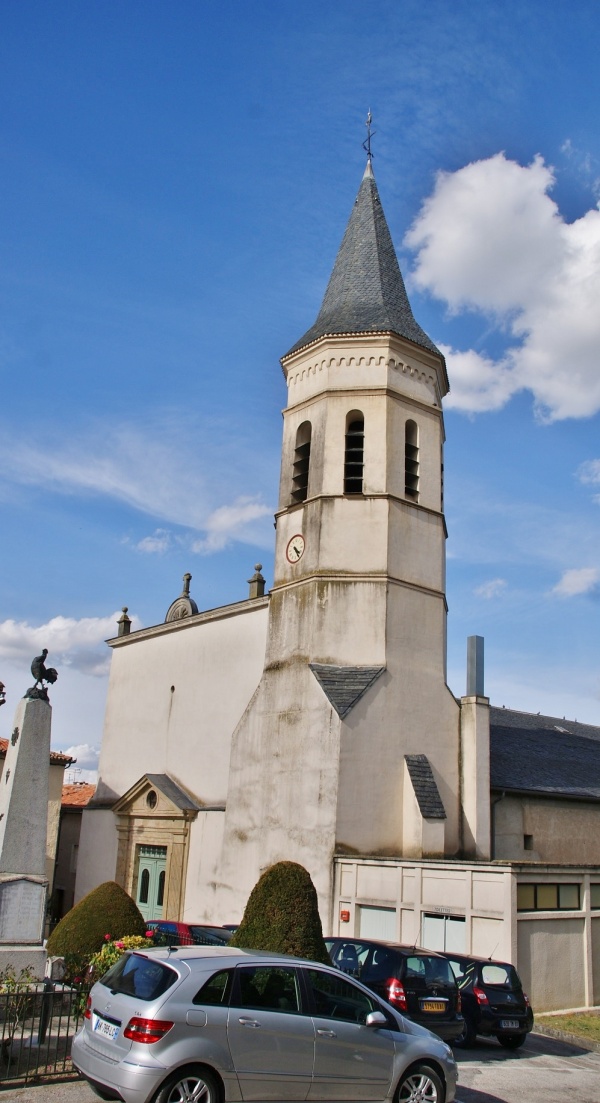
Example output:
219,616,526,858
238,1017,261,1027
317,1028,337,1038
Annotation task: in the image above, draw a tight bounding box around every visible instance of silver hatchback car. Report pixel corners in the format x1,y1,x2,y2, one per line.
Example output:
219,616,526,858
71,945,457,1103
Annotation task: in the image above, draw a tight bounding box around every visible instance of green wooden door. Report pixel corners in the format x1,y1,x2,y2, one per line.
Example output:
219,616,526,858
135,845,167,921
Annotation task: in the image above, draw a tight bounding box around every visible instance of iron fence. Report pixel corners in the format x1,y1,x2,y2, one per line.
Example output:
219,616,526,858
0,979,87,1085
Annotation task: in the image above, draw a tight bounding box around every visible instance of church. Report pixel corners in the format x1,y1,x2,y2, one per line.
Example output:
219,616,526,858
76,155,600,1013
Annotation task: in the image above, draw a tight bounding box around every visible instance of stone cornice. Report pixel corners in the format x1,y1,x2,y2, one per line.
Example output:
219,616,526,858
281,333,448,399
107,594,270,648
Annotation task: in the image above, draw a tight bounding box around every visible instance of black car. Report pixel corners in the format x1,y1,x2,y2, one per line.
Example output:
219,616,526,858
325,937,464,1043
441,952,534,1048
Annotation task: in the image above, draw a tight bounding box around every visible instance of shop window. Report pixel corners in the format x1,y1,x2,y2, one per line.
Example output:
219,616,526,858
591,885,600,909
517,882,580,911
344,413,364,494
291,422,311,504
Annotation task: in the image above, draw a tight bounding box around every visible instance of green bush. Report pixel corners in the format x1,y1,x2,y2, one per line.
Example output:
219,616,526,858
230,861,330,964
46,881,146,977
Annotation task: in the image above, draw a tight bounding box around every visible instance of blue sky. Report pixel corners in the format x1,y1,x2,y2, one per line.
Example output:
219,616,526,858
1,1,599,779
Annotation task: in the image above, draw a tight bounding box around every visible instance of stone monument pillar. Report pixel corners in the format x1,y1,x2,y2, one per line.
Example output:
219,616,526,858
0,656,58,977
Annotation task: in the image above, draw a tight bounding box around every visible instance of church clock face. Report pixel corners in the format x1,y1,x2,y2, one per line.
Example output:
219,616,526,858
286,533,305,563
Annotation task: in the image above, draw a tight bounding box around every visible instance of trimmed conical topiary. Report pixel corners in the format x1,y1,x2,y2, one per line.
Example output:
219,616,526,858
47,881,146,960
230,861,330,964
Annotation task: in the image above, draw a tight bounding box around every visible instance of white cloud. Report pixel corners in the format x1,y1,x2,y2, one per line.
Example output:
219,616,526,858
475,578,507,599
405,152,600,421
552,568,600,598
134,529,173,554
191,498,272,554
578,459,600,503
62,743,100,784
0,612,141,678
0,417,275,555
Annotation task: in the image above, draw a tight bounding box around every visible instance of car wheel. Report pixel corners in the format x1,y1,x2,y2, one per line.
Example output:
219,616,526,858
453,1016,477,1047
397,1063,444,1103
498,1032,527,1050
153,1065,221,1103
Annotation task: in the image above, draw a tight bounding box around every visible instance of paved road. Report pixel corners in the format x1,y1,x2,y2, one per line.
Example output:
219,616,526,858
454,1030,600,1103
1,1032,599,1102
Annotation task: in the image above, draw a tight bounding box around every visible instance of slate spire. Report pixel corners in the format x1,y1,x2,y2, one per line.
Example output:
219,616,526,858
285,161,441,359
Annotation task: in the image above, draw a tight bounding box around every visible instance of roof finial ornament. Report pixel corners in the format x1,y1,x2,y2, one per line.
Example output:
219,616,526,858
363,110,375,162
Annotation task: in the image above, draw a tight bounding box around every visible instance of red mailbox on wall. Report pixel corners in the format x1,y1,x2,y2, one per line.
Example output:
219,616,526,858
340,909,350,923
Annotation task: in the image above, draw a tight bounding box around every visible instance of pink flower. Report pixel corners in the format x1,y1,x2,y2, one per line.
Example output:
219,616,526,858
104,933,111,941
115,941,124,949
145,931,153,938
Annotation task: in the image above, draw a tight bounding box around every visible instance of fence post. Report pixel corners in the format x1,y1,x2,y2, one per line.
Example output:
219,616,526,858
37,979,54,1045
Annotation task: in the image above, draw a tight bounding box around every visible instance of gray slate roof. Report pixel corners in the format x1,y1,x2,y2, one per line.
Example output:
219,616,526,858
405,754,446,819
285,162,442,360
309,663,385,718
145,774,203,811
490,707,600,802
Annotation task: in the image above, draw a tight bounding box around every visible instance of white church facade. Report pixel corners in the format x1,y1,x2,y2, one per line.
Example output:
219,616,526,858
77,159,600,1012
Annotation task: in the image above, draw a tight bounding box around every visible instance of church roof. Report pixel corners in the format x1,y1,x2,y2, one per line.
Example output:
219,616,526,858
490,707,600,802
284,161,442,361
309,663,385,718
405,754,446,819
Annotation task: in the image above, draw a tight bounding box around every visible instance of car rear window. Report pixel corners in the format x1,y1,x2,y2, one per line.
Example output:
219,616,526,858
100,953,178,1002
480,963,521,988
402,955,456,986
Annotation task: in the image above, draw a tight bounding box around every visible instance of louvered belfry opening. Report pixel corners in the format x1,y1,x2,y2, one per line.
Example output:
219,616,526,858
344,413,364,494
405,419,419,501
291,420,311,504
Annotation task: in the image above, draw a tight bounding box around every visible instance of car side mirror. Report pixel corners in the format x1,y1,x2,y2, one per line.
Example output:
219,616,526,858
365,1011,388,1028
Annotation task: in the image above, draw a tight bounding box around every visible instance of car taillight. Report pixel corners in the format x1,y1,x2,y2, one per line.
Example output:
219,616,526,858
473,986,489,1005
123,1017,174,1044
386,978,407,1010
84,996,92,1020
523,992,530,1006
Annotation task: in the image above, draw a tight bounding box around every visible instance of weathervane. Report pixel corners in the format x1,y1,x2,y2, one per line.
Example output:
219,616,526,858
363,111,375,161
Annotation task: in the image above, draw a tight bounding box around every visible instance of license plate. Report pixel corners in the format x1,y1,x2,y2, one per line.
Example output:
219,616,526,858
93,1014,120,1040
500,1020,520,1030
421,1000,447,1013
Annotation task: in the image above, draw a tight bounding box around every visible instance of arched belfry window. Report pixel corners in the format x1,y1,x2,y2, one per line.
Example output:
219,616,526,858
291,421,311,504
344,412,364,495
405,419,419,501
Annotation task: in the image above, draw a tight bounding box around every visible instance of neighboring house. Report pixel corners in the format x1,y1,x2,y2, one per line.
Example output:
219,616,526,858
76,155,600,1012
51,782,96,924
0,739,73,892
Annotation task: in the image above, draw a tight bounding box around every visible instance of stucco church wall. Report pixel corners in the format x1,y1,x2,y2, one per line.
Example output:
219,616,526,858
181,810,226,924
494,794,600,863
75,809,119,903
336,584,460,857
94,601,269,805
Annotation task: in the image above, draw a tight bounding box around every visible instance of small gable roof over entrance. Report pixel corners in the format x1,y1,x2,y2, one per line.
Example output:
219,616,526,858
490,707,600,802
113,773,203,815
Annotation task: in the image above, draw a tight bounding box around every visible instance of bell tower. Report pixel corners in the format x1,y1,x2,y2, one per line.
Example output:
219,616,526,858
219,156,462,927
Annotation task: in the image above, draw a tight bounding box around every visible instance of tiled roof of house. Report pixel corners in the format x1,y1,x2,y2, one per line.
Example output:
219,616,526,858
490,706,600,801
0,739,74,766
62,782,96,807
284,161,442,361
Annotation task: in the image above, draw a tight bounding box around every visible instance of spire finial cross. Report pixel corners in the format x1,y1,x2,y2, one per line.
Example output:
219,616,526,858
363,111,375,161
